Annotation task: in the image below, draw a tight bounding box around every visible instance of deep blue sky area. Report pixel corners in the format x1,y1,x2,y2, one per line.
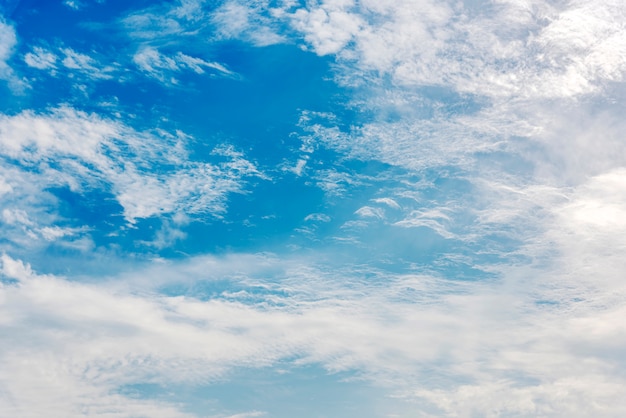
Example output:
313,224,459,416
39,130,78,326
1,0,626,417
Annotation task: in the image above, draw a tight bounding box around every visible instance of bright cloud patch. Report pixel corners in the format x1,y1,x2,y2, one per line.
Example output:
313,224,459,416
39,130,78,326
134,46,234,83
24,47,58,70
0,107,260,226
0,18,25,90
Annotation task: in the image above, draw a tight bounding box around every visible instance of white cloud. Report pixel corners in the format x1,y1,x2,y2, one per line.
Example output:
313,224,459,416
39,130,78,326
290,2,364,55
60,47,116,79
0,204,87,244
120,0,207,40
133,46,179,75
24,45,117,80
0,177,11,196
288,157,307,176
211,2,286,46
63,0,81,10
0,20,16,73
61,48,96,70
176,51,232,75
537,168,626,289
354,205,384,220
207,0,623,99
0,18,26,91
304,213,330,223
133,46,234,83
123,13,185,40
223,412,266,418
0,107,261,228
0,165,80,252
373,198,400,209
2,240,626,417
24,47,58,70
394,208,455,239
2,208,33,226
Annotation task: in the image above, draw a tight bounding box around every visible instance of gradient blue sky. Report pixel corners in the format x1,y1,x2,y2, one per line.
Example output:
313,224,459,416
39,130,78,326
1,0,626,416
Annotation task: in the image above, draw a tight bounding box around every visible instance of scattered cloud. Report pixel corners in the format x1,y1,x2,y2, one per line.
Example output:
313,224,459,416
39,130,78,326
304,213,330,223
354,205,385,220
211,1,287,46
61,47,116,79
24,45,116,81
63,0,82,10
0,18,26,91
373,197,400,210
24,46,58,70
133,46,234,83
0,106,262,230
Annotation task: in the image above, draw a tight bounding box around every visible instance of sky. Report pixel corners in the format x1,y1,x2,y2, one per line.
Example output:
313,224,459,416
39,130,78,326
1,0,626,416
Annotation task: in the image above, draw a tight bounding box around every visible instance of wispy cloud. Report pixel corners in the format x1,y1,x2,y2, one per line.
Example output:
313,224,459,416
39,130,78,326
133,46,234,83
24,46,58,70
0,18,26,91
23,45,117,82
0,106,262,247
211,1,287,46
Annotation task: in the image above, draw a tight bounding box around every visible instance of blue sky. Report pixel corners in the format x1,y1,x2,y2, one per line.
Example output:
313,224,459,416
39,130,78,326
1,0,626,416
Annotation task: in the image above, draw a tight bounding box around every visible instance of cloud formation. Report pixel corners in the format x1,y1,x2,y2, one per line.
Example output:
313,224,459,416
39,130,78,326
134,46,234,83
0,106,261,250
0,18,25,90
2,228,626,417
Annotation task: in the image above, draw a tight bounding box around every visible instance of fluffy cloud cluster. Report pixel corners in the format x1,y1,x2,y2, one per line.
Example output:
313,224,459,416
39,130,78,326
0,106,261,257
